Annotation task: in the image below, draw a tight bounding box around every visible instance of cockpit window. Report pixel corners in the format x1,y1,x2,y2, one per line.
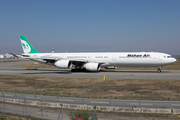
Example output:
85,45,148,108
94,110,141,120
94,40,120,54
167,56,172,58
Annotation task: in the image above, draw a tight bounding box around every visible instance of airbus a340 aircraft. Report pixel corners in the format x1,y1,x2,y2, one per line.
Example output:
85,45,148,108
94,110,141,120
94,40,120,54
20,36,176,72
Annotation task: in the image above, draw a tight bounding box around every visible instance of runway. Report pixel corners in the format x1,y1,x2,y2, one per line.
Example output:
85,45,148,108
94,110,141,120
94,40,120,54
0,60,180,80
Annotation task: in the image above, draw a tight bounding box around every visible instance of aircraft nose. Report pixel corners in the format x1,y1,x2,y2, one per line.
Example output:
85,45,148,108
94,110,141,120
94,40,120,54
172,58,177,63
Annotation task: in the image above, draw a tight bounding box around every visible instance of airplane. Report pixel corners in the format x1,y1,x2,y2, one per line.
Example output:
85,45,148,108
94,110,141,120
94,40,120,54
19,35,176,72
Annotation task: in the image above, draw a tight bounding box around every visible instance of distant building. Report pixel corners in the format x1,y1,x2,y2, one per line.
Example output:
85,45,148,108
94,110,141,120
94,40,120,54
4,53,15,59
0,54,4,59
52,48,54,53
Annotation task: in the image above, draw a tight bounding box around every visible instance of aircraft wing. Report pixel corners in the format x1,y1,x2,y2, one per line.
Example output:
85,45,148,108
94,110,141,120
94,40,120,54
17,54,109,66
42,58,58,63
9,53,21,58
40,58,108,66
30,57,87,64
66,59,108,64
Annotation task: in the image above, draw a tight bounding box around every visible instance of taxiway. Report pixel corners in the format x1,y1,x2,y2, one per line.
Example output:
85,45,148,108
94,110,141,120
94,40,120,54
0,60,180,80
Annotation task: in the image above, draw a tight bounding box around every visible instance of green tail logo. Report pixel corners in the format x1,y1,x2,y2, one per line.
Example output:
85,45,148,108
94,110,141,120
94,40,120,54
22,43,30,49
20,36,39,54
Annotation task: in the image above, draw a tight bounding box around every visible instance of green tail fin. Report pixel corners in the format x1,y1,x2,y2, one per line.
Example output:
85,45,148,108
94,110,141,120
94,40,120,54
20,36,39,54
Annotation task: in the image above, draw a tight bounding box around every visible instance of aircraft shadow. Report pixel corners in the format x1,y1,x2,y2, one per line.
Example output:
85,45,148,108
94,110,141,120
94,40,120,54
22,69,171,74
1,67,172,74
100,69,171,73
22,71,72,74
26,68,172,74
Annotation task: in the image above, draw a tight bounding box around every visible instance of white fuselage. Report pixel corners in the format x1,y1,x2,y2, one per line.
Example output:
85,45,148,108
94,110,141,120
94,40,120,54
25,52,176,67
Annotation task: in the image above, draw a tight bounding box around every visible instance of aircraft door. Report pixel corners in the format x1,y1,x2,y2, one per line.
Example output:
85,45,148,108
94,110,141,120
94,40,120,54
88,56,92,61
112,54,116,60
112,54,117,65
61,54,66,59
158,55,162,61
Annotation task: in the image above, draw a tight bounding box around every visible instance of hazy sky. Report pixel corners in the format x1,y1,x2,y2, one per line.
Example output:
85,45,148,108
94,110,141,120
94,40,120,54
0,0,180,55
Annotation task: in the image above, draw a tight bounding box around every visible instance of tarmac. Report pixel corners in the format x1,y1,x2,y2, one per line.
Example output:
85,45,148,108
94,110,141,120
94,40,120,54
0,60,180,80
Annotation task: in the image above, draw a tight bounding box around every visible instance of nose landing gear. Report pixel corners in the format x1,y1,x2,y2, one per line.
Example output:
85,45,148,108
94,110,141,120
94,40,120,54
157,66,162,73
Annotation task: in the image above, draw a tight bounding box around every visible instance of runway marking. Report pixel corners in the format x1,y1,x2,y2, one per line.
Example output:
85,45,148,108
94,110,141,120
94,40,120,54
0,71,16,72
25,96,41,99
55,99,74,102
1,95,13,97
172,104,180,106
130,103,152,106
91,101,109,104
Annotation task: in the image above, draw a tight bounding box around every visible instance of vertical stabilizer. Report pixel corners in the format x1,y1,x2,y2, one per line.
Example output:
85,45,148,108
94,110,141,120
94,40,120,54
20,36,39,54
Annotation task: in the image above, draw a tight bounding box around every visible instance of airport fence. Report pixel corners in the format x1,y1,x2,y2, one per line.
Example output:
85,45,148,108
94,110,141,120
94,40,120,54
0,92,176,120
0,81,180,119
0,93,98,120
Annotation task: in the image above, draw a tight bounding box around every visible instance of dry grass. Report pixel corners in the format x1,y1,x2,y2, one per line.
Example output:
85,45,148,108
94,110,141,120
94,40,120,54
0,75,180,101
0,115,28,120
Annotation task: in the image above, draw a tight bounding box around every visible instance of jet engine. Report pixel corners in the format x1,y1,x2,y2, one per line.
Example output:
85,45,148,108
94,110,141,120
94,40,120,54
105,66,117,69
83,63,101,71
54,60,72,69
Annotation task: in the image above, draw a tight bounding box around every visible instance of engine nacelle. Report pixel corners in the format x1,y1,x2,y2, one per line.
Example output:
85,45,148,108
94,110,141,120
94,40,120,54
83,63,101,71
54,60,72,69
105,66,117,69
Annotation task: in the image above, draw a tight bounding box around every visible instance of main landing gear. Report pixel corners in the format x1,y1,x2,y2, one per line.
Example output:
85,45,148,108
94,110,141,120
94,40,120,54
157,66,162,73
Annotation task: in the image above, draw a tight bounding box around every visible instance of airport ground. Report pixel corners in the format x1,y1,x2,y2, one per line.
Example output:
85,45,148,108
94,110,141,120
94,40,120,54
1,75,180,101
0,59,180,119
0,59,180,80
